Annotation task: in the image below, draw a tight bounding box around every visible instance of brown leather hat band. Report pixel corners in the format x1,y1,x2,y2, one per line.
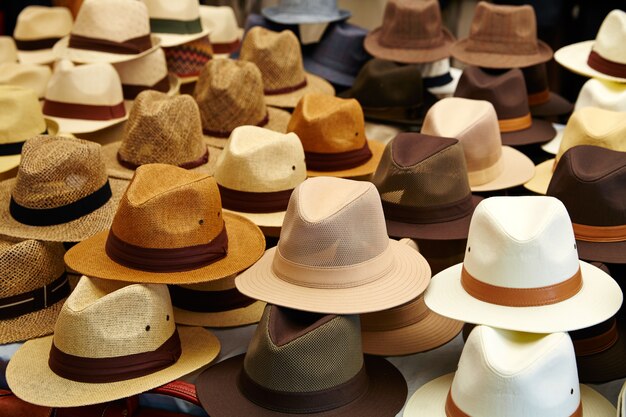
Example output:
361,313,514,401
573,223,626,243
305,142,372,171
43,99,126,121
0,272,69,320
461,266,583,307
168,285,256,313
202,113,269,138
588,50,626,78
498,113,532,132
361,295,429,331
116,146,209,171
69,33,153,55
382,193,474,224
217,184,293,213
15,37,60,51
445,391,582,417
121,74,170,100
211,39,241,54
264,78,307,95
573,319,619,357
528,89,551,106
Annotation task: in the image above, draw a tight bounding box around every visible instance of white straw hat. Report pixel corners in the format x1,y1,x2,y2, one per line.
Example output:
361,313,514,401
0,62,51,99
112,47,180,100
13,6,73,65
142,0,211,47
199,6,242,58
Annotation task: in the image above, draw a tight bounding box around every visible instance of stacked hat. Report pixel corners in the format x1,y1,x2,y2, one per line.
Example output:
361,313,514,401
523,63,574,117
414,58,462,97
112,48,180,100
13,6,73,65
262,0,350,24
199,6,242,57
143,0,210,48
0,62,51,99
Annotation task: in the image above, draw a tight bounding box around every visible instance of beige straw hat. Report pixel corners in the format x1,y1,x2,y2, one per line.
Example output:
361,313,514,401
194,59,290,148
0,62,51,99
0,36,18,63
143,0,211,48
112,48,180,100
0,136,127,242
102,90,221,180
65,163,265,284
199,6,242,58
0,236,70,345
13,6,73,65
239,27,334,109
6,276,220,407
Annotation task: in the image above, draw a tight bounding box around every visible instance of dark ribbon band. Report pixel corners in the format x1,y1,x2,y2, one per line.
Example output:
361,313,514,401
362,104,424,122
169,285,255,313
117,147,209,171
0,141,25,156
44,99,126,121
382,194,474,224
305,142,372,172
150,17,203,35
69,33,152,55
238,366,368,413
105,226,228,272
10,181,112,226
588,50,626,78
121,74,170,100
212,39,241,54
0,272,70,320
264,78,307,95
49,329,182,383
202,113,269,138
15,37,60,51
217,184,293,214
422,72,453,88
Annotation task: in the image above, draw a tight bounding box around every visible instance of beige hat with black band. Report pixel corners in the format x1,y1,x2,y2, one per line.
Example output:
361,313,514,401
14,6,73,65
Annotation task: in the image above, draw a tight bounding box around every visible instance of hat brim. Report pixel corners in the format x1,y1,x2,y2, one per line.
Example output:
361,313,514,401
0,297,65,345
577,239,626,265
555,41,626,84
575,319,626,383
450,39,553,68
522,158,553,195
530,92,574,117
428,67,462,97
196,354,407,417
64,212,266,284
261,7,351,25
541,123,565,155
44,100,132,134
364,28,455,64
222,207,286,229
0,118,59,174
424,261,623,333
306,139,385,179
173,300,266,327
470,146,535,192
6,326,220,408
303,55,358,88
17,49,55,65
264,72,335,109
404,373,616,417
52,35,162,64
500,117,556,146
155,28,211,48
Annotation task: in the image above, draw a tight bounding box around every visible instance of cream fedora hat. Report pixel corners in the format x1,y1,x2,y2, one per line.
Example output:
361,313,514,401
555,10,626,83
199,6,242,58
6,276,220,407
13,6,73,65
405,325,616,417
425,196,622,333
422,97,535,192
112,48,180,100
525,107,626,195
143,0,210,48
0,36,18,63
0,62,51,99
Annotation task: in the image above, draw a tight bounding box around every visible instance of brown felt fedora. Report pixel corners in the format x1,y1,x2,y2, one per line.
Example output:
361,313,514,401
196,304,408,416
454,66,556,146
451,2,553,68
523,63,574,117
371,132,482,240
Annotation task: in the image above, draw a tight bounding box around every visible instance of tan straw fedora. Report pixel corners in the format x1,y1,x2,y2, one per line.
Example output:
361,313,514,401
143,0,211,48
112,47,180,100
13,6,73,65
239,27,334,109
102,90,221,180
0,62,51,99
0,136,127,242
65,163,265,284
6,276,220,407
194,59,290,148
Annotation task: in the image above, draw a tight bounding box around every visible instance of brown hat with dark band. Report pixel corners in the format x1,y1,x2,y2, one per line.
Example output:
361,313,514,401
522,63,574,117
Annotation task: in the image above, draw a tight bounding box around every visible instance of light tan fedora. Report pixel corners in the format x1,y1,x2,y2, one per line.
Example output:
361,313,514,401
6,276,220,407
13,6,73,65
65,163,266,284
0,36,18,63
199,6,243,58
112,48,180,100
143,0,211,48
239,27,334,109
422,97,535,192
0,62,51,99
53,0,161,64
525,107,626,195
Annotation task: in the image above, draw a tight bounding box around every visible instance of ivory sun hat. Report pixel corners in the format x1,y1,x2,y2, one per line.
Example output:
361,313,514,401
262,0,350,25
424,196,623,333
0,62,51,99
199,6,242,57
0,37,18,63
6,276,220,407
13,6,73,65
112,48,180,100
143,0,211,48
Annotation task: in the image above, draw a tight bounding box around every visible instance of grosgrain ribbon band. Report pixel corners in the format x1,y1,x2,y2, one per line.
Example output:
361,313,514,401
445,391,582,417
588,50,626,78
217,184,293,214
573,320,619,357
498,113,532,132
69,33,152,55
169,285,255,313
528,89,551,106
0,141,25,156
44,99,126,121
14,37,60,51
361,295,429,332
121,74,170,100
150,17,203,35
423,72,454,88
211,39,241,54
0,273,70,320
203,113,269,138
264,78,307,95
117,146,209,171
573,223,626,243
305,142,372,172
381,194,474,224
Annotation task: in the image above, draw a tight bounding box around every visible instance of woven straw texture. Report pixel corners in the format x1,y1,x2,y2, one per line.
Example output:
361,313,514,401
163,36,213,82
71,0,151,43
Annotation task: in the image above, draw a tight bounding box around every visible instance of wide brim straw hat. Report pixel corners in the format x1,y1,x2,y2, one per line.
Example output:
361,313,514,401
365,27,455,64
470,146,535,192
523,158,555,195
157,28,211,49
264,72,335,109
52,35,162,64
45,100,132,135
306,139,386,179
555,41,626,84
17,48,56,65
0,118,58,174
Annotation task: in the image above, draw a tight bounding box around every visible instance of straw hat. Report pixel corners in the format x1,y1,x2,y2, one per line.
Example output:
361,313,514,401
288,94,385,178
14,6,73,65
163,36,213,84
0,36,18,63
143,0,211,48
0,237,70,345
425,196,622,333
43,60,130,134
451,2,553,68
523,63,574,117
236,177,431,314
112,48,180,100
6,276,220,407
199,6,242,57
372,132,482,240
194,59,290,148
102,91,221,180
555,10,626,83
0,136,128,242
196,304,407,416
525,107,626,195
65,163,265,284
405,325,616,416
239,27,334,109
0,62,51,99
53,0,161,64
214,126,306,232
262,0,350,24
421,97,535,192
414,58,462,97
364,0,455,64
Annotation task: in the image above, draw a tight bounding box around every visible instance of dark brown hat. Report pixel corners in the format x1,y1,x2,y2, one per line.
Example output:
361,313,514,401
547,145,626,264
195,304,407,416
522,63,574,117
371,132,482,240
454,66,556,146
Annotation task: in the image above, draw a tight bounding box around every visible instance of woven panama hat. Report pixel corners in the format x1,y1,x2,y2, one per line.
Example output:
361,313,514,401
143,0,211,48
199,6,242,58
0,136,127,242
112,48,180,100
262,0,350,25
451,2,553,68
0,36,18,63
239,27,334,109
13,6,73,65
65,163,265,284
236,177,431,314
102,91,221,180
0,62,51,99
425,196,622,333
288,94,385,178
405,325,616,417
163,36,213,84
364,0,455,64
194,59,290,149
6,276,220,407
422,97,535,192
525,107,626,195
0,236,70,345
555,10,626,83
523,63,574,117
214,126,306,232
197,304,406,416
53,0,161,64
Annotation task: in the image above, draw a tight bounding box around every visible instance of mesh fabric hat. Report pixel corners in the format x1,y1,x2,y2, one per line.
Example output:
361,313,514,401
13,6,73,65
0,36,18,63
6,276,220,407
163,36,213,84
523,63,574,117
143,0,211,48
64,163,265,284
112,48,180,100
0,62,51,99
199,6,242,57
262,0,350,25
196,304,406,416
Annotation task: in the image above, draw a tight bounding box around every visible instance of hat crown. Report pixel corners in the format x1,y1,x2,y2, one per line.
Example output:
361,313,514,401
45,60,123,106
576,78,626,112
521,63,549,94
451,326,581,416
0,62,52,99
13,6,73,41
593,10,626,64
379,0,446,48
200,6,239,43
142,0,200,21
0,36,18,63
0,85,46,143
273,0,341,15
113,48,168,86
311,23,370,75
72,0,151,43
